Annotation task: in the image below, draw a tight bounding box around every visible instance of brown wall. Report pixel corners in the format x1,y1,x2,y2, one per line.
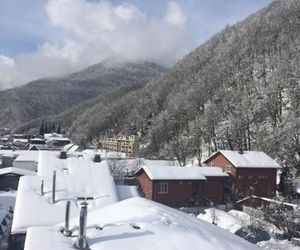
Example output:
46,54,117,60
137,169,227,207
152,180,205,207
137,172,153,199
203,177,226,204
206,153,237,177
236,168,277,197
206,153,277,198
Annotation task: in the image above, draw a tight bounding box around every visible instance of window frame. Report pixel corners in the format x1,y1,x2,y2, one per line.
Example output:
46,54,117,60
157,181,168,194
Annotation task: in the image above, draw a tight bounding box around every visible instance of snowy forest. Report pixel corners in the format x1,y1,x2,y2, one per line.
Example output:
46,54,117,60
64,0,300,173
10,1,300,176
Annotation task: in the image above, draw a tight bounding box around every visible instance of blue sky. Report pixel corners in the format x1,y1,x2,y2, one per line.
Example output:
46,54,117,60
0,0,272,89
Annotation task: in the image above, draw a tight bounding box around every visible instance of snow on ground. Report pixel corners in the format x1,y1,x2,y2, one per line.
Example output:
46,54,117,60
257,238,300,249
0,191,16,211
197,208,293,249
24,197,259,250
12,151,118,234
197,208,243,233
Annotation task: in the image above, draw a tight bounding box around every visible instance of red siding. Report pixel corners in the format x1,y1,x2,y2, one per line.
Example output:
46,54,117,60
205,153,277,197
153,180,205,207
137,171,153,199
137,169,227,207
236,168,277,197
203,177,226,204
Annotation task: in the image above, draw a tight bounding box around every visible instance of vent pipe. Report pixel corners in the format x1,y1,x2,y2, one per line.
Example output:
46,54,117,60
75,202,89,249
94,154,101,163
63,201,72,236
41,180,44,196
60,151,67,159
52,171,56,204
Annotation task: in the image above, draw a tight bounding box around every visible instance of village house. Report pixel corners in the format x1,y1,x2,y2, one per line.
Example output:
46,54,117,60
136,165,228,207
203,150,281,198
0,167,35,191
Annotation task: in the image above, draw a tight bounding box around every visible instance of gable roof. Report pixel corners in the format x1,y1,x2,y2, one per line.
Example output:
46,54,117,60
204,150,281,169
139,165,207,180
0,167,36,176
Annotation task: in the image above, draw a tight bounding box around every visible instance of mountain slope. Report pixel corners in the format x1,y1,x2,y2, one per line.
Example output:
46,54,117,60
0,61,166,128
64,0,300,169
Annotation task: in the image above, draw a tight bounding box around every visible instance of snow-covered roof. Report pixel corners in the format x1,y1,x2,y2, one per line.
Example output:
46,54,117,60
12,151,118,234
30,138,45,142
205,150,281,169
44,133,63,140
0,167,36,176
62,143,79,152
47,137,70,142
24,197,259,250
141,165,207,180
13,139,28,143
197,167,228,177
14,151,39,162
0,150,39,162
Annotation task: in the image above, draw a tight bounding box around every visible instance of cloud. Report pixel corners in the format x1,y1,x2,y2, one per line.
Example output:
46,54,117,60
165,1,186,27
0,0,192,90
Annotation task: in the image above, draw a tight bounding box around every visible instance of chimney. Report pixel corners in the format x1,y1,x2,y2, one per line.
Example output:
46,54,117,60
94,154,101,163
52,171,56,204
41,180,44,196
60,151,67,159
75,202,89,249
63,201,72,237
238,148,244,154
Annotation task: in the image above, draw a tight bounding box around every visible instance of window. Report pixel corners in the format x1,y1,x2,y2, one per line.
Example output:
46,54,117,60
157,181,168,194
225,164,232,173
238,175,243,180
248,176,253,179
258,176,268,180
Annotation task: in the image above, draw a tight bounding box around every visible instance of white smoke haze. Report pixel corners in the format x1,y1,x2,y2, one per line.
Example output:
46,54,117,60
0,0,192,90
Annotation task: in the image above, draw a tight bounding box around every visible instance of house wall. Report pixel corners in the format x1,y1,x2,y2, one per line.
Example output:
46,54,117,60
0,174,21,190
203,177,226,204
137,172,153,199
152,180,204,208
206,153,277,198
205,153,237,177
236,168,277,197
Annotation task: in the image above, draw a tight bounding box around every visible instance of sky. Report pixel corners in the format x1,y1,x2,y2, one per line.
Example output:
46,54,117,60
0,0,272,89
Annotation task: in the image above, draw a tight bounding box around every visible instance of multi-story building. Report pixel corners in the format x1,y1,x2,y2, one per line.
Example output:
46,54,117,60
100,135,139,157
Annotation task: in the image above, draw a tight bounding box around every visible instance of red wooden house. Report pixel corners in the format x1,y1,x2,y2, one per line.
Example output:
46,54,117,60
136,165,228,208
203,150,281,198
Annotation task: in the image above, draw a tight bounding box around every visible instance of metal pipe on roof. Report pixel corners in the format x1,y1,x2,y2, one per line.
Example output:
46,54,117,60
63,200,72,237
52,171,56,204
41,180,44,196
75,202,89,249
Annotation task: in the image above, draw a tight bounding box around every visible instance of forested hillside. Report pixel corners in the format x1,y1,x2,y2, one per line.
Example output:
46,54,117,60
60,0,300,171
0,61,166,128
